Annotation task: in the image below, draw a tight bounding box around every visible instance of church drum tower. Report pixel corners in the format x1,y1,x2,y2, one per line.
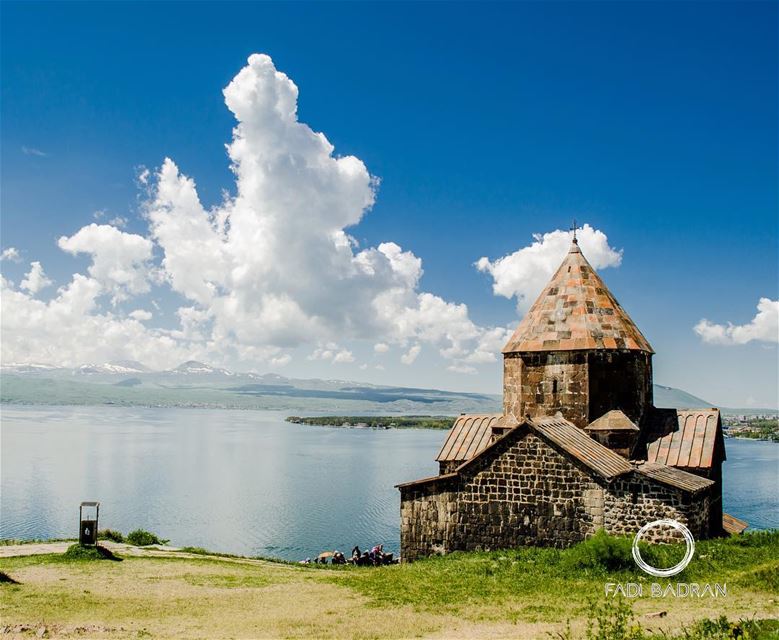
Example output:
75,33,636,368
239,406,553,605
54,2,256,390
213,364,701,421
501,238,654,432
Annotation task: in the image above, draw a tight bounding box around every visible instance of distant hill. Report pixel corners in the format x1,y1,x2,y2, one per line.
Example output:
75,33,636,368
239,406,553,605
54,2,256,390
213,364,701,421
652,384,713,409
0,361,501,415
0,361,775,416
652,384,777,416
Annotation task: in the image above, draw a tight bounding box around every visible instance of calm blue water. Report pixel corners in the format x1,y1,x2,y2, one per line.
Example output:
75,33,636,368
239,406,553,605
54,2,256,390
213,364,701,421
1,406,776,559
721,436,779,530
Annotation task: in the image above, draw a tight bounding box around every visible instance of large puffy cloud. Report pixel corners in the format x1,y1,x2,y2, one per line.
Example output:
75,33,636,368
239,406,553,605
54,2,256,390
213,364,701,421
476,224,622,312
694,298,778,345
143,53,503,368
1,274,186,368
58,224,154,302
1,54,506,373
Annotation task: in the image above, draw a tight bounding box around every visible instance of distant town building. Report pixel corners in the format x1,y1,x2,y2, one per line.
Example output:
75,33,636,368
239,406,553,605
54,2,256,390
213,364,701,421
398,236,735,561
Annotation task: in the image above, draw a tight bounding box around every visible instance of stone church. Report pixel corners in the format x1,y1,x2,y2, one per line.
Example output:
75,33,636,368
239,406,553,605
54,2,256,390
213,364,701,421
398,236,740,562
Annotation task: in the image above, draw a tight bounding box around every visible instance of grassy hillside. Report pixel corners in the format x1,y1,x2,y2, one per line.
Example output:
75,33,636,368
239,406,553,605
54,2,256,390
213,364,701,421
1,532,777,639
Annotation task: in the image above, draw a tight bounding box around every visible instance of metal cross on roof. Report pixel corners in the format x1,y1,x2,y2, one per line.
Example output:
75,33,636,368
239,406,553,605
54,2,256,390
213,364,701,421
570,219,578,243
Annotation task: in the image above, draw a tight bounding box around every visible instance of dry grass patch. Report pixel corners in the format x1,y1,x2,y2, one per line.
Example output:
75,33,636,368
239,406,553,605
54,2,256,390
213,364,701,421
0,555,503,639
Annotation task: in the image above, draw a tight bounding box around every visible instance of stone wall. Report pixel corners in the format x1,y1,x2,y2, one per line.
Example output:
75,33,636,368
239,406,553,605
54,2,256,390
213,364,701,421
604,476,711,541
400,428,711,561
502,350,653,429
503,352,589,427
400,429,604,560
399,480,458,562
588,351,653,426
502,355,523,421
452,431,602,550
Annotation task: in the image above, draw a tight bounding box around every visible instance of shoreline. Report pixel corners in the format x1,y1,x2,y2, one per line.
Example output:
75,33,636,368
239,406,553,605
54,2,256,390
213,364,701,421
3,403,778,441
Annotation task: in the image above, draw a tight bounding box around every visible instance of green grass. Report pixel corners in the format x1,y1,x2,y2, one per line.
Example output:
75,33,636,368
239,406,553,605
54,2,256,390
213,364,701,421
180,572,276,589
326,531,779,619
61,543,121,561
558,599,779,640
1,531,777,638
97,528,124,543
125,529,169,546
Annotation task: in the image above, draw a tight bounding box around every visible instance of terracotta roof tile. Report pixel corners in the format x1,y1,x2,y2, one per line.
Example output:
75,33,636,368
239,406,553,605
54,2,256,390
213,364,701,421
585,410,639,431
436,414,502,463
644,408,724,470
400,414,715,494
633,461,714,493
722,513,748,535
529,416,633,479
435,414,633,480
503,241,653,354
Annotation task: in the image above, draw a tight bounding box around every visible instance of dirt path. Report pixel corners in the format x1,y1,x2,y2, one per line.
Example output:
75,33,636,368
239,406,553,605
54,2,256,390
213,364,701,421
0,541,190,559
0,542,74,558
0,541,276,566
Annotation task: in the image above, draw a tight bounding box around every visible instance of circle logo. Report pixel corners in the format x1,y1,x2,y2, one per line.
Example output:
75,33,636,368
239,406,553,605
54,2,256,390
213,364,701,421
631,519,695,578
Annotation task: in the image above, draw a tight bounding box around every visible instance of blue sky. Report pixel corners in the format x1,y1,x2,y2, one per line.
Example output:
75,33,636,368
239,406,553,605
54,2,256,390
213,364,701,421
1,1,777,407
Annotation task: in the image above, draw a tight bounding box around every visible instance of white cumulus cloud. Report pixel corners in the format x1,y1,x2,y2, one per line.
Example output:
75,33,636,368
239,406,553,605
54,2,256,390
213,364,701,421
1,247,21,262
476,223,622,312
58,224,154,303
401,344,421,365
20,262,53,294
108,216,129,228
308,343,355,364
1,53,509,374
694,298,779,346
129,309,153,321
447,363,477,374
1,274,187,368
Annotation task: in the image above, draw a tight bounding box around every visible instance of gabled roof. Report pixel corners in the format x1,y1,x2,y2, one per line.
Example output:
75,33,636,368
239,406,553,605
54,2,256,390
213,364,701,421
437,414,634,480
503,240,654,354
395,472,457,489
633,461,713,494
723,513,748,535
644,408,724,470
529,416,633,479
436,414,502,463
398,413,715,493
585,409,639,432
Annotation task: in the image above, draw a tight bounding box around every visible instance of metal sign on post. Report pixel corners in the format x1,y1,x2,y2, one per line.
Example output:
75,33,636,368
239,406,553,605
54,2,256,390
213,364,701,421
79,502,100,546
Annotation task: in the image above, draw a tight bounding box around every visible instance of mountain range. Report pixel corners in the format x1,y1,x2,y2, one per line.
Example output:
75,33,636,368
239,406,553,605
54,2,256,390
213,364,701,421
1,361,774,416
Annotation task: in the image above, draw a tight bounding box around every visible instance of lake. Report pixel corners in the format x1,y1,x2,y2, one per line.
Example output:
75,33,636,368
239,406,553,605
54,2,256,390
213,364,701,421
1,405,777,560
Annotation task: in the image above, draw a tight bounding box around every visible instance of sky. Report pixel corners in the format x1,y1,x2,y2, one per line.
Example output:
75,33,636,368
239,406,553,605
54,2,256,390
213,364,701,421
1,1,777,408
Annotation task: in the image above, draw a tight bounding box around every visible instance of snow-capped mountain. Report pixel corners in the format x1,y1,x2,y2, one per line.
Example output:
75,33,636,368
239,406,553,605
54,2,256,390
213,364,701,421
75,361,151,375
0,362,63,373
171,361,234,376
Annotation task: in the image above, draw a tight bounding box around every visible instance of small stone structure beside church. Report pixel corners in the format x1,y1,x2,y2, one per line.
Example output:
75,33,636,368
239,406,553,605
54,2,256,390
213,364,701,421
398,237,734,562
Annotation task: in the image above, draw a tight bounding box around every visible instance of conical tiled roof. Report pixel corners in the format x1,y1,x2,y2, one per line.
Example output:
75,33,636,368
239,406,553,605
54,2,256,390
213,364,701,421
502,240,653,353
585,410,639,431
